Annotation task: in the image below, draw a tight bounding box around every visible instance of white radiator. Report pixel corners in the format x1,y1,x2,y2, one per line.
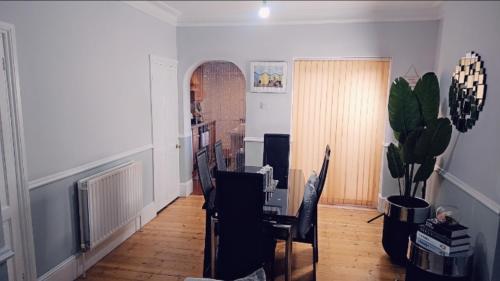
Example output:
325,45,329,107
78,161,143,252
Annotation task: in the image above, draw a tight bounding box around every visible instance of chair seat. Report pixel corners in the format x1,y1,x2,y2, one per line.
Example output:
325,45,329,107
271,223,314,244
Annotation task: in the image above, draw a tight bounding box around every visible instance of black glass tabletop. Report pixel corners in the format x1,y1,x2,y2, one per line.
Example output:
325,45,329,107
221,166,306,220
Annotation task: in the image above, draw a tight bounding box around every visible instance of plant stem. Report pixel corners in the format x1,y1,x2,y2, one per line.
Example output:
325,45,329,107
411,181,420,198
409,164,415,186
397,178,402,196
421,181,427,199
404,164,411,198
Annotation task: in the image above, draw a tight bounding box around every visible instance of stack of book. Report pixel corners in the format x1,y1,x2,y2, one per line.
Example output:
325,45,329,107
416,218,470,256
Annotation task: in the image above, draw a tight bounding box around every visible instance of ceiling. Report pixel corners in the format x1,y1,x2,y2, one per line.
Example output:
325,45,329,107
160,1,442,26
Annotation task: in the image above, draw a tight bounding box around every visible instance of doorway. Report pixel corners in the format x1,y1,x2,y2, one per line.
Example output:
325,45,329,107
0,22,37,280
190,61,246,195
150,55,180,212
291,59,390,207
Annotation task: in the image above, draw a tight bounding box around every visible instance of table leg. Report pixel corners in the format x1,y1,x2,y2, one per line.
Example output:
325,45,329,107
210,217,216,279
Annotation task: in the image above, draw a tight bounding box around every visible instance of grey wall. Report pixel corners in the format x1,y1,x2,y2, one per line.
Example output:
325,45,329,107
0,1,176,277
0,264,7,281
30,149,153,276
435,1,500,204
428,174,499,281
179,135,193,183
429,2,500,280
0,202,8,280
177,20,441,196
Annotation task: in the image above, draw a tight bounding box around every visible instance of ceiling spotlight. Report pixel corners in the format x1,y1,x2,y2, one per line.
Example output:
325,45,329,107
259,1,270,19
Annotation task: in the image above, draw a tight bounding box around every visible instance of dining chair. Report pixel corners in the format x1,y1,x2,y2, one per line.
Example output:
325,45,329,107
263,134,290,189
196,148,216,210
271,172,320,280
214,140,227,172
316,145,331,200
310,145,331,263
271,145,331,281
196,148,217,278
213,171,275,280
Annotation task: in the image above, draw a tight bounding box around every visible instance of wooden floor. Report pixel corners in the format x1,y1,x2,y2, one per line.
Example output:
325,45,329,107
79,196,405,281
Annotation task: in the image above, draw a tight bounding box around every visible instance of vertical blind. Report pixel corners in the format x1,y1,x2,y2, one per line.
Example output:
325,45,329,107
291,60,390,207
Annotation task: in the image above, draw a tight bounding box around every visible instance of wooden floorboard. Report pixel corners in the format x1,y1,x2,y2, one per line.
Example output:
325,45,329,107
79,196,405,281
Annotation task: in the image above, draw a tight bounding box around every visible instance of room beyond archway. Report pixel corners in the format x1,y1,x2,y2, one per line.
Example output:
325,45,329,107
190,61,246,195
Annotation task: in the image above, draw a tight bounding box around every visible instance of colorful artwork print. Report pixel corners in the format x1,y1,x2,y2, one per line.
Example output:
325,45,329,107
250,62,287,93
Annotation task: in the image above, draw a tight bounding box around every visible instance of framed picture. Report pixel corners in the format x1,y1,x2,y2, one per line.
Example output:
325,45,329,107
250,61,287,93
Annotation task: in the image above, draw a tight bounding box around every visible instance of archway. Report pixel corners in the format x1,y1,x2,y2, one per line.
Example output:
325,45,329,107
190,61,246,195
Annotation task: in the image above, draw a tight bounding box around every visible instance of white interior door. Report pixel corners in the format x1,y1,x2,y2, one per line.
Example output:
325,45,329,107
0,34,25,281
150,55,180,212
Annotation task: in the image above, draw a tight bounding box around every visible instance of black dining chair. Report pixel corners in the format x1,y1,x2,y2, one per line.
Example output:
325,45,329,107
196,148,216,210
214,140,227,172
271,172,320,280
214,171,275,280
271,145,331,280
196,148,217,277
263,134,290,189
316,145,331,201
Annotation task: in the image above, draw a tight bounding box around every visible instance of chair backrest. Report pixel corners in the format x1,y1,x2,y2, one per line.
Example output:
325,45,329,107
214,140,227,172
262,134,290,189
215,171,265,280
316,145,331,200
298,145,331,240
297,172,319,239
196,148,214,202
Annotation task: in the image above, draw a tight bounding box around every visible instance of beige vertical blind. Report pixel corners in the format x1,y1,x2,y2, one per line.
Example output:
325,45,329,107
291,59,390,207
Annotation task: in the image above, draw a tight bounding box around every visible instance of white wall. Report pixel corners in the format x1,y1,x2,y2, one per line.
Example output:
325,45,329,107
177,20,441,196
430,2,500,280
0,1,177,277
0,1,177,181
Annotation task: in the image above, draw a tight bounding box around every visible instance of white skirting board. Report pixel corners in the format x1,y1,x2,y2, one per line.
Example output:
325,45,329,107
179,179,193,197
38,202,157,281
377,193,387,214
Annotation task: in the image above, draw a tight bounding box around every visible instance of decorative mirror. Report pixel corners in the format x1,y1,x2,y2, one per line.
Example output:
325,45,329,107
449,51,487,132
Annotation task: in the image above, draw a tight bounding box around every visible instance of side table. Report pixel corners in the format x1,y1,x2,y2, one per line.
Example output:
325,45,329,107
406,240,473,281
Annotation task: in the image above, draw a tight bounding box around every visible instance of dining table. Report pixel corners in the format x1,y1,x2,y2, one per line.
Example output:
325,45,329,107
209,166,306,281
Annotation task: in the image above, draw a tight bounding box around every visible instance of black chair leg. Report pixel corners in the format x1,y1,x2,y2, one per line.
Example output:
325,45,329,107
203,211,212,277
265,248,275,281
313,225,319,263
312,249,317,281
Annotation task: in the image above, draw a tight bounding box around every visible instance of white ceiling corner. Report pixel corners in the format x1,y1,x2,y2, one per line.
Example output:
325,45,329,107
167,1,443,26
126,1,443,27
124,1,180,26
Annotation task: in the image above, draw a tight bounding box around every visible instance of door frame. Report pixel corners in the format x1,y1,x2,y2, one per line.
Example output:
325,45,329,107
0,21,37,280
149,54,180,212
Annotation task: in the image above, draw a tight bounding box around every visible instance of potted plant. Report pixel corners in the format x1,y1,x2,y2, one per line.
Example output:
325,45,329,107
383,72,452,265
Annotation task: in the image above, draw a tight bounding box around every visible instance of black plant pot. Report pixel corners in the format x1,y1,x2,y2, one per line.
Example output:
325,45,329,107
382,195,430,265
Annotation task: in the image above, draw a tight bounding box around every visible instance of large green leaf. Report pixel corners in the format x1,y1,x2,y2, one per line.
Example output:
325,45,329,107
414,118,452,158
403,127,423,164
414,72,440,126
394,131,402,143
388,78,421,138
414,157,437,182
387,143,404,178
